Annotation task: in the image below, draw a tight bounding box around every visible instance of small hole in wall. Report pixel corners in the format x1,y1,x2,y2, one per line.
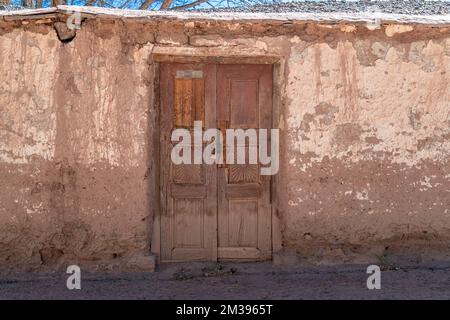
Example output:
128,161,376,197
113,253,118,259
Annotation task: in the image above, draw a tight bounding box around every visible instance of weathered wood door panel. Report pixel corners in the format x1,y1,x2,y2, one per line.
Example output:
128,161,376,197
160,63,217,262
159,63,272,262
217,64,273,261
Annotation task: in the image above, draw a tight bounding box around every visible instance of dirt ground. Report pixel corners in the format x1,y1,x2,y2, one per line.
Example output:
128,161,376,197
1,261,450,300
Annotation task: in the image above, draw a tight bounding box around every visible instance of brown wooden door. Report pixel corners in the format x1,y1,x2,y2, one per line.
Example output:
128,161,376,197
160,63,218,262
216,64,273,260
159,63,272,262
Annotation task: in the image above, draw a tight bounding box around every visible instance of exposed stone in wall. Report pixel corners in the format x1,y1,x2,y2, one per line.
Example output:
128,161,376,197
53,21,77,42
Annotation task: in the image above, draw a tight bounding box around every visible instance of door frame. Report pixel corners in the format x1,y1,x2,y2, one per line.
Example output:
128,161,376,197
151,54,283,264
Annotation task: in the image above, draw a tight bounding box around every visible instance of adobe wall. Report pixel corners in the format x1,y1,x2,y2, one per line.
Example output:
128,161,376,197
0,11,448,270
0,17,156,271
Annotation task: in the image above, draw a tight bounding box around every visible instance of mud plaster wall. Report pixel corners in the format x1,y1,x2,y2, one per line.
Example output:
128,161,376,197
0,19,155,271
0,16,449,270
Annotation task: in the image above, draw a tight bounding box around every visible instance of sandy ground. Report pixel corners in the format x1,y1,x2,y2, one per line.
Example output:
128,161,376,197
1,261,450,300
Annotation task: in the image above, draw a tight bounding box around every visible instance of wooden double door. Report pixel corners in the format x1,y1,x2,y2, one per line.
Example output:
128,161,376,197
159,63,273,262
